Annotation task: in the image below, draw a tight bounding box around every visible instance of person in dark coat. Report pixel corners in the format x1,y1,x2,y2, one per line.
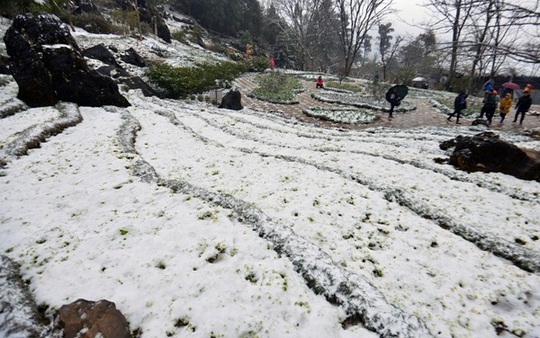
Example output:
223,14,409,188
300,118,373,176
483,90,499,125
447,90,468,124
513,89,533,125
387,88,401,119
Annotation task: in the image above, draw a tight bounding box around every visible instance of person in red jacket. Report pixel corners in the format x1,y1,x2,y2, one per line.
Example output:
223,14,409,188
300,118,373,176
316,76,324,89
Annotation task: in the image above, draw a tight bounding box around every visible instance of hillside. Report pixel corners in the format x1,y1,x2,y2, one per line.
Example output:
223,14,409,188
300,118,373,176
1,9,540,338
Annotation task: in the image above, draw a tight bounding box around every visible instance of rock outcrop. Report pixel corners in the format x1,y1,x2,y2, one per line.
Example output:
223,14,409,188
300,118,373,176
82,44,157,97
3,13,130,107
440,131,540,181
219,89,243,110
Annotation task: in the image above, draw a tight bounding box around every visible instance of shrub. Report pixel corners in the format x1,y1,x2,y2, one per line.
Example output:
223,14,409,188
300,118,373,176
250,71,303,103
145,61,247,99
246,56,270,72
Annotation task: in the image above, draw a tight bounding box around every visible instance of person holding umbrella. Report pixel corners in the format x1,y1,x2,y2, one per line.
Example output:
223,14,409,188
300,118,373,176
387,88,401,119
501,81,520,99
385,85,407,119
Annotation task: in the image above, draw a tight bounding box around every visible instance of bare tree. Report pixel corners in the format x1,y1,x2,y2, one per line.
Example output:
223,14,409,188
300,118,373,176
273,0,322,70
425,0,476,90
491,0,539,66
334,0,392,77
465,0,495,90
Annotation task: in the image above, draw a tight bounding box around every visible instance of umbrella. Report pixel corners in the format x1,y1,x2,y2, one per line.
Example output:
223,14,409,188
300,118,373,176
501,82,520,90
386,84,409,102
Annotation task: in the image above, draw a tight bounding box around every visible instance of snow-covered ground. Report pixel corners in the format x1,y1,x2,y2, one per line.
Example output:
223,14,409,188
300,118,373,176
1,17,540,338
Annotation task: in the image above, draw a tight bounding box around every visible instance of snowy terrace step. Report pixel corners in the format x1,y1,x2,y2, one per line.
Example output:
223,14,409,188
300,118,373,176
0,102,82,166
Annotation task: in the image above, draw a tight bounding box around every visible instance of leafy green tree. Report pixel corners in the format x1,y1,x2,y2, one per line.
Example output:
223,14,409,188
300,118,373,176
377,22,402,81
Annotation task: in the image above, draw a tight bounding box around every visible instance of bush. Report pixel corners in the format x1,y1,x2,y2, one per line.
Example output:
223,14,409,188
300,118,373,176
145,61,247,99
246,56,270,72
250,71,302,103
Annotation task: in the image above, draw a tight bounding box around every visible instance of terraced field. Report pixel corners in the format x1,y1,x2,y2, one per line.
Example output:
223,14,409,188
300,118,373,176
1,73,539,337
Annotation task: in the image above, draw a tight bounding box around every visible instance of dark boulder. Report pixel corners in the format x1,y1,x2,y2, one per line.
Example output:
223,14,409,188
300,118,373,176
440,131,540,181
84,45,156,97
219,89,243,110
3,13,130,107
82,44,120,67
120,47,146,67
0,55,10,74
58,299,131,338
95,65,158,97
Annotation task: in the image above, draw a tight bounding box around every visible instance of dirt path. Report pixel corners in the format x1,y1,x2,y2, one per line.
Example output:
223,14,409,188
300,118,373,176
234,74,540,131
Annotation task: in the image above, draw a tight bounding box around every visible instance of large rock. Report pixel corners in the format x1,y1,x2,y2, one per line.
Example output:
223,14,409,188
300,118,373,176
120,47,146,67
3,13,130,107
82,43,121,68
82,44,157,97
58,299,131,338
440,131,540,181
219,89,243,110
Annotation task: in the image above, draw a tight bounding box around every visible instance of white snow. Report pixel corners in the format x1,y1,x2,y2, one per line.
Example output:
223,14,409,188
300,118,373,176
1,17,539,338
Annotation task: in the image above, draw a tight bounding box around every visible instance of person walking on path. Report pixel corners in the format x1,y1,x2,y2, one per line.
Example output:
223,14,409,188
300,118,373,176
387,88,401,119
513,88,533,125
447,90,468,124
482,90,498,125
498,93,512,123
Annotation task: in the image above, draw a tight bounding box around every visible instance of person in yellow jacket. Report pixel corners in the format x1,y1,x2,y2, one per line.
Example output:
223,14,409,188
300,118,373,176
499,92,512,123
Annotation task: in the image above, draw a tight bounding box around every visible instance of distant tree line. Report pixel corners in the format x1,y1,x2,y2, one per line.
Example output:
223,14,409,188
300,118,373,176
1,0,537,93
171,0,262,38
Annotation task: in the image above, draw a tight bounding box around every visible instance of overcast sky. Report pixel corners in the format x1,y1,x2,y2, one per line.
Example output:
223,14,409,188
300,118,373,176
389,0,431,38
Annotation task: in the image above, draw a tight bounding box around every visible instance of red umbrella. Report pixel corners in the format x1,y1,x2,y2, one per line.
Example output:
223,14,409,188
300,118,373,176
501,82,520,90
